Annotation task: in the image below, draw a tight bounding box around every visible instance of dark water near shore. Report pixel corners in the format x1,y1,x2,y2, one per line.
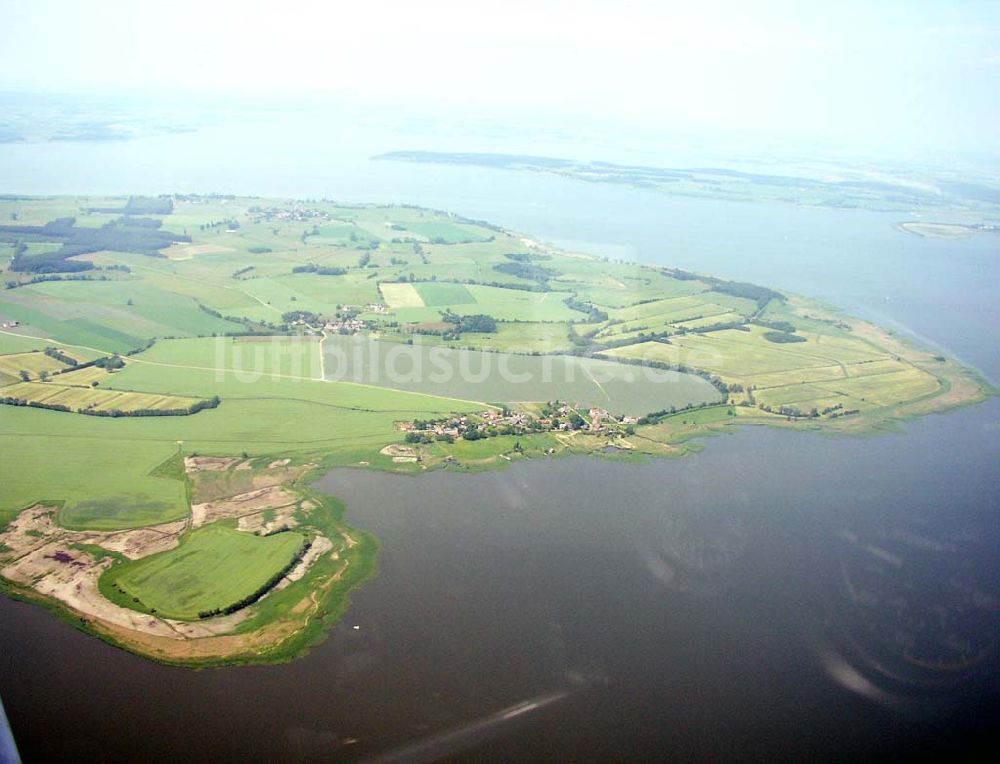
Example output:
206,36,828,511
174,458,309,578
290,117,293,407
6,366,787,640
1,121,999,761
1,400,998,761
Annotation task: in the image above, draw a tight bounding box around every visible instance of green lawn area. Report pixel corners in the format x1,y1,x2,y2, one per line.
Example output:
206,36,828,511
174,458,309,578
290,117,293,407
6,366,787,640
0,298,146,354
413,281,476,306
105,524,306,620
16,280,241,338
0,332,50,355
0,412,188,529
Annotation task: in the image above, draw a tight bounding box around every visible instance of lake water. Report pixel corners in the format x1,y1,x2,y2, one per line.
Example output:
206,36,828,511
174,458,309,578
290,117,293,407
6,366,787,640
0,120,998,761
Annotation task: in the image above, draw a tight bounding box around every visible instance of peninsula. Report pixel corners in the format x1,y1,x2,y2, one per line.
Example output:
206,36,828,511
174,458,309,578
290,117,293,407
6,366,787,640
0,195,992,665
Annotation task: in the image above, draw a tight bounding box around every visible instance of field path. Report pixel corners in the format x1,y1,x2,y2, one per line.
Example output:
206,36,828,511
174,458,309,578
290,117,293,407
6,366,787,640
581,362,611,403
304,323,327,381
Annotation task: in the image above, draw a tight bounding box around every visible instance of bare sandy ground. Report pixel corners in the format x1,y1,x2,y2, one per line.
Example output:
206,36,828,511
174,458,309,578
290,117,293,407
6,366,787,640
1,500,342,656
1,449,356,664
191,485,299,528
185,455,240,472
237,506,299,535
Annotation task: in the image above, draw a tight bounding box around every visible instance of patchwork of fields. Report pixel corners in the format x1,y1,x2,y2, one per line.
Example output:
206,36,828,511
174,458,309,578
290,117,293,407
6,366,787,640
604,324,943,414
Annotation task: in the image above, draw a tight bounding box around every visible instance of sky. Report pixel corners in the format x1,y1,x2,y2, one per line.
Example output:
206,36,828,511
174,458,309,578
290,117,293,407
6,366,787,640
1,0,998,157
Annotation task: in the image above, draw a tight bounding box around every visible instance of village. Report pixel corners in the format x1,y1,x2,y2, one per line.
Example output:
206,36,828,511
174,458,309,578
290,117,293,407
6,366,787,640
285,303,386,336
398,401,640,444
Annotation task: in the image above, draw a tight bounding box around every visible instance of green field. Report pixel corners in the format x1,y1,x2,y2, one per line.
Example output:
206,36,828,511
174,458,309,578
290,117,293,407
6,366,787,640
0,413,188,528
413,281,476,306
105,524,306,620
379,282,424,308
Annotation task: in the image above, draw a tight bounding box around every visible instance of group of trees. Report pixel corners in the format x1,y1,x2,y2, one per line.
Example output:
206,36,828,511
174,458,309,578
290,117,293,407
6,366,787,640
709,280,783,311
291,263,347,276
753,319,796,333
763,331,807,343
281,310,322,325
563,296,609,323
441,310,497,334
503,252,551,263
493,260,558,287
3,216,189,274
93,354,126,370
43,347,78,366
666,268,784,313
199,218,239,231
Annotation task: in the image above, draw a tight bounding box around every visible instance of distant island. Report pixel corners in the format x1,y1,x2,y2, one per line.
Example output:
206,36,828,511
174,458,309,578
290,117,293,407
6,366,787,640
375,150,1000,220
0,195,993,666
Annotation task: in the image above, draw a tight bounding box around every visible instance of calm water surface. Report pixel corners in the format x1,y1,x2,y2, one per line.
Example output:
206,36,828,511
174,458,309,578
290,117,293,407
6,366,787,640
0,123,998,761
2,399,998,761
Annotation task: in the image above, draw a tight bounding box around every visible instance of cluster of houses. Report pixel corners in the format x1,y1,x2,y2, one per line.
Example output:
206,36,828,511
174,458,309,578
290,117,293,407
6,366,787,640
249,205,334,223
398,416,468,441
400,403,640,442
323,317,366,335
537,404,638,434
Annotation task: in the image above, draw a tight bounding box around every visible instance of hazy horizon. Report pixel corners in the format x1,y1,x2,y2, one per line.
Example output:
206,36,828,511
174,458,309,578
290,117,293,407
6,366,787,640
1,1,998,160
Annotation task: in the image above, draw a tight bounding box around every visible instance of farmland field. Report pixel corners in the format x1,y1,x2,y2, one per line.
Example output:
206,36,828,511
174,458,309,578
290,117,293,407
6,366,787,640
1,380,206,413
0,350,73,381
379,282,424,308
104,524,306,620
413,281,476,306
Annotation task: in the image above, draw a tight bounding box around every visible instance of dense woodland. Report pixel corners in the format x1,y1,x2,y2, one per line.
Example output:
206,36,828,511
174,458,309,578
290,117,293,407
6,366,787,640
1,216,188,273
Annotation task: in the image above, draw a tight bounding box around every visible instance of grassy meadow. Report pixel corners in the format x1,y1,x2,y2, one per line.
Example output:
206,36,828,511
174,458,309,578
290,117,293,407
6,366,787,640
105,524,306,620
